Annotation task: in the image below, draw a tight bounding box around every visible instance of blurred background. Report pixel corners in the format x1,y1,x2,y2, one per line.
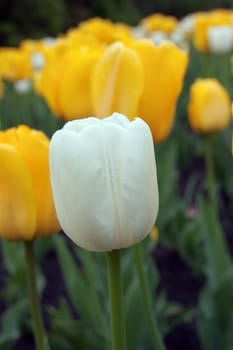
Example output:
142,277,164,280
1,0,233,46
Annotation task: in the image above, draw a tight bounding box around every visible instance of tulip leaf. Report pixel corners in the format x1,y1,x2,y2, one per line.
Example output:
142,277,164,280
0,298,28,348
53,235,108,344
48,298,101,350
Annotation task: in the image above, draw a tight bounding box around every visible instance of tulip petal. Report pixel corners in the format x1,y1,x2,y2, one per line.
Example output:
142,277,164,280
64,117,99,132
132,39,188,143
50,116,158,251
3,126,60,237
50,123,128,251
0,144,36,240
121,118,158,245
58,49,102,120
92,42,144,119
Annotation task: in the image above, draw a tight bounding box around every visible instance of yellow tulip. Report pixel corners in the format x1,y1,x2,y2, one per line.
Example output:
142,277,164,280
77,17,133,45
0,125,60,240
92,39,188,143
132,39,188,143
91,42,144,119
193,10,233,53
140,13,178,35
57,47,104,120
0,47,32,81
34,57,62,117
188,78,231,133
35,46,104,120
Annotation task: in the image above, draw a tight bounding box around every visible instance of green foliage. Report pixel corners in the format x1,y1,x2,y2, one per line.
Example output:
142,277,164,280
0,81,64,136
0,0,66,45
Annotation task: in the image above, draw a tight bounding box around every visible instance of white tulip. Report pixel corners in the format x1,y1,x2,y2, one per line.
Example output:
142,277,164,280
49,113,159,252
208,25,233,54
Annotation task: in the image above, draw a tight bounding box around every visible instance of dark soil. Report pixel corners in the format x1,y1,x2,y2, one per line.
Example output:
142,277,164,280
155,245,203,350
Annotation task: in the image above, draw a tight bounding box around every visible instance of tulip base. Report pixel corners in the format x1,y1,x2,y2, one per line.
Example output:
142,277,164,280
24,240,49,350
106,249,127,350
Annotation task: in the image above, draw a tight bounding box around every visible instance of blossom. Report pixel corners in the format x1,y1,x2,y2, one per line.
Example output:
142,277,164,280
188,78,231,133
0,125,60,240
49,113,158,252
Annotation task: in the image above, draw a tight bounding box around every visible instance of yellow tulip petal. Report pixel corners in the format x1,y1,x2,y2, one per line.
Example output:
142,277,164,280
0,144,36,240
92,42,144,119
34,61,61,117
15,126,60,236
0,126,60,237
58,48,103,120
188,78,231,133
132,39,188,143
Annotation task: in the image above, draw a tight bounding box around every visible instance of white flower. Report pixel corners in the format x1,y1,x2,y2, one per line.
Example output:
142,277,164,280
208,25,233,54
49,113,159,252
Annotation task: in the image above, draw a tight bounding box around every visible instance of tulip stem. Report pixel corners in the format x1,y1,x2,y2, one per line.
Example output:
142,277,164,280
204,135,217,214
24,240,48,350
106,250,127,350
134,243,165,350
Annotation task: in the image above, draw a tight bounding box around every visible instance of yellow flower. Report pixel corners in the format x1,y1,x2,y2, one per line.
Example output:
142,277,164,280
92,39,188,143
91,42,144,119
57,47,104,120
0,125,60,240
132,39,188,143
188,78,231,133
35,46,104,120
193,9,233,53
0,47,32,81
140,13,178,35
77,17,133,45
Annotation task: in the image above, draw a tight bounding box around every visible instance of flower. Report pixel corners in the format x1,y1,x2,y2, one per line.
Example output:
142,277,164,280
0,125,60,240
188,78,231,133
132,39,188,143
0,47,32,81
140,13,178,35
35,46,104,120
207,25,233,54
91,42,144,120
92,39,188,143
193,9,233,53
49,113,159,252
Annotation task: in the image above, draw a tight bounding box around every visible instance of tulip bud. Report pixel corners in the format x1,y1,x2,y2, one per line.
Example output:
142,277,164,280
0,125,60,240
49,113,159,252
188,78,231,133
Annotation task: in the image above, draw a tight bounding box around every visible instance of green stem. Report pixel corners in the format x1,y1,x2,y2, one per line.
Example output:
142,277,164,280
106,250,127,350
24,240,48,350
204,135,217,214
85,252,109,348
134,243,165,350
